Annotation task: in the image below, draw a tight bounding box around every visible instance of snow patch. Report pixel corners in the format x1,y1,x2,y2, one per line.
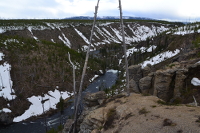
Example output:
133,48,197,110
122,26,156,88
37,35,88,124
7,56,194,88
28,27,38,40
173,25,200,35
191,77,200,86
74,27,90,44
0,53,16,101
89,75,99,82
140,49,180,68
58,33,71,48
147,45,157,52
0,28,6,33
195,61,200,64
51,39,55,43
13,89,72,122
107,69,118,74
2,108,12,113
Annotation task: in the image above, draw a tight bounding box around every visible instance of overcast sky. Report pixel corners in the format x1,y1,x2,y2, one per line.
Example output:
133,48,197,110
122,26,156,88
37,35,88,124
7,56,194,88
0,0,200,21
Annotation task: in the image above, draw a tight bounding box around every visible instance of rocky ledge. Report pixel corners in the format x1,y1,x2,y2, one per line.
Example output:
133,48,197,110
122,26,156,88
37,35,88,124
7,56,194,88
129,58,200,103
76,93,200,133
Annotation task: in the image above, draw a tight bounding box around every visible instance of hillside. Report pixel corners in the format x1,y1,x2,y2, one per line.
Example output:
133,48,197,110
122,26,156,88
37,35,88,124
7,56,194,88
0,19,200,130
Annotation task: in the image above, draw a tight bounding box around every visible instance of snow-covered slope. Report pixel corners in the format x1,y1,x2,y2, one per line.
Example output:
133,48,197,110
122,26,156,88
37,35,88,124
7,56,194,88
0,21,170,50
0,53,16,101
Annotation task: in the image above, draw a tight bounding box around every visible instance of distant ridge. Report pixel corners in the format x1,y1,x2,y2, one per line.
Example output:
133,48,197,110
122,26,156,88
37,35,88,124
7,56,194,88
64,16,155,20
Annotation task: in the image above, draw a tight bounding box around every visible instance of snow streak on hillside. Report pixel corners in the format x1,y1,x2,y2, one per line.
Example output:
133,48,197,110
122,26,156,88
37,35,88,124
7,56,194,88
140,49,180,68
0,22,170,49
126,45,157,57
0,53,16,101
168,24,200,35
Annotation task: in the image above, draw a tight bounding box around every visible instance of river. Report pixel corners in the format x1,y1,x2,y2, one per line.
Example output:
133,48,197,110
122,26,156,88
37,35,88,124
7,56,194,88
0,70,118,133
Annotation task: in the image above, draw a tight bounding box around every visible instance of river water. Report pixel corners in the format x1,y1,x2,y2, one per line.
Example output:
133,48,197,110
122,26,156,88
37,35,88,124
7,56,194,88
0,70,118,133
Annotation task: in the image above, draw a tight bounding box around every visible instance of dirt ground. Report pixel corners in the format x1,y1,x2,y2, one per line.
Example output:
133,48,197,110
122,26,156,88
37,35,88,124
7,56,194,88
94,93,200,133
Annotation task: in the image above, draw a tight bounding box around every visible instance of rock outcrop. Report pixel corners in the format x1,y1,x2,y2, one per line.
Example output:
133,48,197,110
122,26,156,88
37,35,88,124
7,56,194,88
0,112,13,125
173,69,187,98
129,79,140,93
128,65,143,92
129,59,200,102
153,69,176,101
142,64,152,77
84,91,107,107
139,74,153,94
78,93,200,133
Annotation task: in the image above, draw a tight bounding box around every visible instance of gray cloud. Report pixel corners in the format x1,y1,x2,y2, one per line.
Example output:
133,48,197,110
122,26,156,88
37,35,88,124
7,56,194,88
0,0,200,21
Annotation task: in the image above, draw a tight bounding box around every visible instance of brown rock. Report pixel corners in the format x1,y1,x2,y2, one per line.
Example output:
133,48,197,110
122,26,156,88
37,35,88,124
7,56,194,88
153,69,175,101
91,129,100,133
174,69,187,98
129,79,140,93
62,119,74,133
84,91,106,107
128,65,143,87
142,64,152,77
139,76,153,94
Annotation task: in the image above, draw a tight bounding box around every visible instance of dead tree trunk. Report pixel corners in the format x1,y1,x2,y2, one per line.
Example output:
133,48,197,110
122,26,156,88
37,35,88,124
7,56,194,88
73,0,100,132
119,0,130,96
68,52,77,113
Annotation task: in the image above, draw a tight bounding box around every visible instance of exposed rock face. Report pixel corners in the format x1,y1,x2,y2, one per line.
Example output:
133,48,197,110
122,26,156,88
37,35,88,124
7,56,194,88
79,107,110,133
153,69,175,101
129,79,139,93
139,75,153,94
78,93,200,133
174,69,187,98
142,64,152,77
0,112,13,125
128,65,143,91
129,60,200,102
62,119,74,133
84,91,107,107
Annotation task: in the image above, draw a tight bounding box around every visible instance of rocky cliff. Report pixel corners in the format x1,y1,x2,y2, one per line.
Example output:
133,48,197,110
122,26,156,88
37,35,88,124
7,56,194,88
75,93,200,133
129,49,200,103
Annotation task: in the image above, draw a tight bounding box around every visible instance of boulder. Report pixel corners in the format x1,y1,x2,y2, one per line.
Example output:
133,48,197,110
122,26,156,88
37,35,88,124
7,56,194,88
0,112,13,125
153,69,176,101
174,69,187,98
128,65,143,87
129,79,140,93
139,76,153,94
79,105,116,133
79,107,107,133
142,64,152,77
84,91,106,107
62,119,74,133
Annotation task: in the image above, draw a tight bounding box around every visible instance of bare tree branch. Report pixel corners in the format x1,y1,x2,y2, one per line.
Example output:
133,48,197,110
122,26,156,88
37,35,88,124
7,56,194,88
119,0,130,96
73,1,100,132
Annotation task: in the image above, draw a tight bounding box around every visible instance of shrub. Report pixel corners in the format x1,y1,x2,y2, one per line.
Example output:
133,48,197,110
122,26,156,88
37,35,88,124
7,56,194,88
138,107,150,116
104,108,116,130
